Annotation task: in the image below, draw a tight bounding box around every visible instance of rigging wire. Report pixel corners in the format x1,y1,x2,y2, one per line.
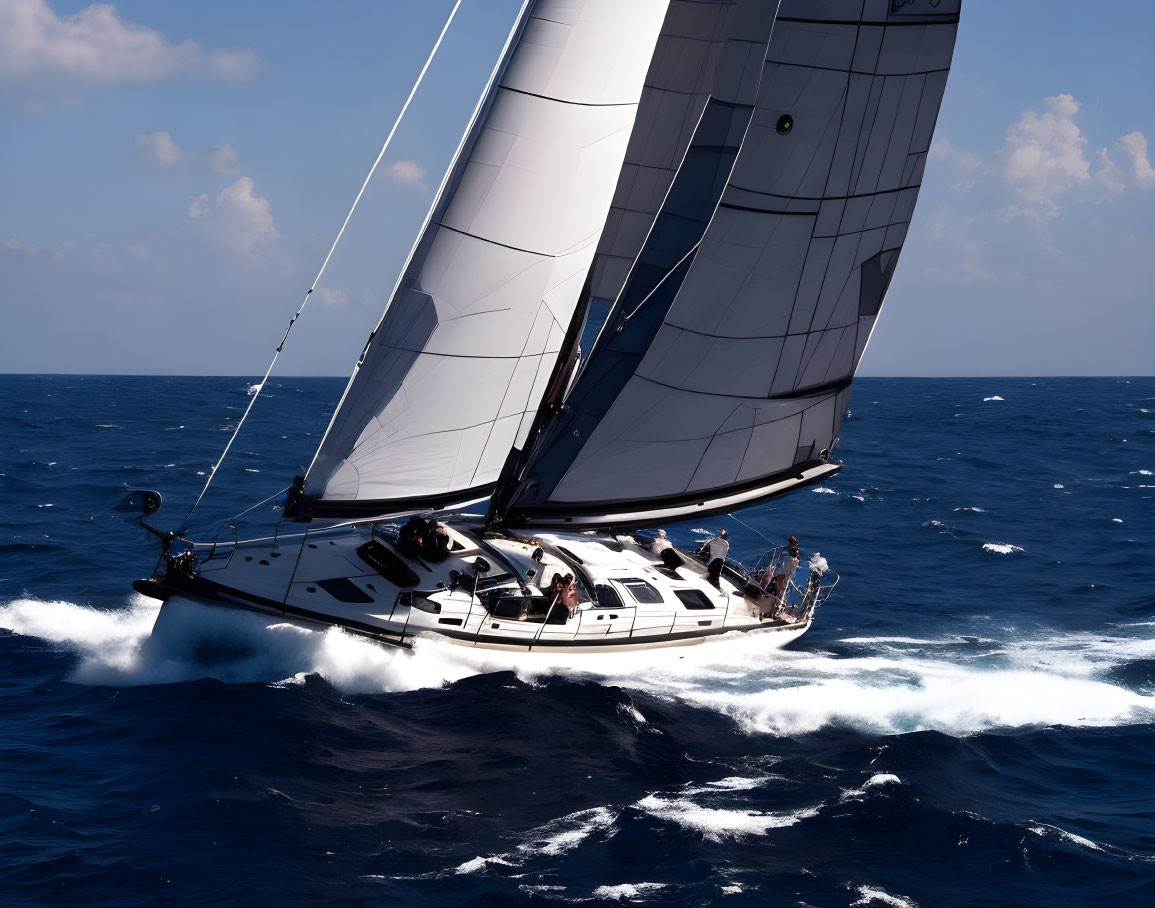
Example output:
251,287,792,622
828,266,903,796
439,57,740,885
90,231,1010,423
178,0,464,533
726,511,776,550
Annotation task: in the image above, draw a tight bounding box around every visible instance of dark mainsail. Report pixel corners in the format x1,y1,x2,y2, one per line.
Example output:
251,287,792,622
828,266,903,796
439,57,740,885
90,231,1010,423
497,0,961,528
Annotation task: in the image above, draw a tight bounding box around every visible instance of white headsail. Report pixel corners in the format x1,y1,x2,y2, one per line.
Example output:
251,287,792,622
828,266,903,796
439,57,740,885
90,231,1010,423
501,0,961,527
303,0,669,517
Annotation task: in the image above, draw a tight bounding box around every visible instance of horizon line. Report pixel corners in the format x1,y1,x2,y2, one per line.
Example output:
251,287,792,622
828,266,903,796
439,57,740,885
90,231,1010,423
1,372,1152,380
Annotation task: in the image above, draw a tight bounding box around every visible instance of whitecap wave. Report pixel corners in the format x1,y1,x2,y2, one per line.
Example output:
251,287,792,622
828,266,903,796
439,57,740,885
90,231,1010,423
840,636,977,646
592,883,667,900
852,886,917,907
843,773,902,799
982,543,1023,555
635,794,816,840
983,395,1004,402
454,806,617,874
1028,823,1104,853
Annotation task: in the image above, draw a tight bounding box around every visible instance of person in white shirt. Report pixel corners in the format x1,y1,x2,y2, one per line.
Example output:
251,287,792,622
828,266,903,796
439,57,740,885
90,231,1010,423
651,529,672,555
702,529,729,586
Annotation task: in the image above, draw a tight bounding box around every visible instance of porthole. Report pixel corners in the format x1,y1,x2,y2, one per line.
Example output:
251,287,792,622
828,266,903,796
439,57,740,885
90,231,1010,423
776,113,793,135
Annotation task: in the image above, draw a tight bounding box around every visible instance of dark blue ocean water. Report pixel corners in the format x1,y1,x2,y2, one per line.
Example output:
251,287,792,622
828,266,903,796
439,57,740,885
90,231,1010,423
1,375,1153,906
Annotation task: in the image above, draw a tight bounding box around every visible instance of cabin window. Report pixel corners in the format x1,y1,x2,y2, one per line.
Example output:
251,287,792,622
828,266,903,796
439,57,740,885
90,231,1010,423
619,578,663,604
357,540,420,588
675,589,714,610
489,598,525,619
475,572,515,592
315,577,374,604
594,584,623,609
409,595,441,615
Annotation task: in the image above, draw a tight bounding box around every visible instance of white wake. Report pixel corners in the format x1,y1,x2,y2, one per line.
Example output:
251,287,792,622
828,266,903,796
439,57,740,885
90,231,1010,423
2,595,1153,736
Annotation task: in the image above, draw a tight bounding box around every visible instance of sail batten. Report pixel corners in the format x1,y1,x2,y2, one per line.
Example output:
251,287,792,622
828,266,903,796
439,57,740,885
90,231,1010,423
500,0,960,528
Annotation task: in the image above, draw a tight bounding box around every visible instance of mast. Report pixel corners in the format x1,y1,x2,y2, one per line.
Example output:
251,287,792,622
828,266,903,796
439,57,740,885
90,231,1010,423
487,0,784,529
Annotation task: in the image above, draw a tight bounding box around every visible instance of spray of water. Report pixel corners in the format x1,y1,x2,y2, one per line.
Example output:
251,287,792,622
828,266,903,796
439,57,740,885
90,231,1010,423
1,595,1152,735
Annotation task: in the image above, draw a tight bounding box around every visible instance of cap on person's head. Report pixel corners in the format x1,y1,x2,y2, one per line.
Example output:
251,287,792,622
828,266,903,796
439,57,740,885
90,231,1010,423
656,529,667,538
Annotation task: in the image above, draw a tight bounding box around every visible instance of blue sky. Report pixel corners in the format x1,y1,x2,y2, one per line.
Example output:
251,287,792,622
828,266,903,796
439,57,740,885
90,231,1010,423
2,0,1153,377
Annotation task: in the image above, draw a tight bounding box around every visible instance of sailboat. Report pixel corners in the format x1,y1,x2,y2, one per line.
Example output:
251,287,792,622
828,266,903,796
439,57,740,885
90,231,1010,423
128,0,960,653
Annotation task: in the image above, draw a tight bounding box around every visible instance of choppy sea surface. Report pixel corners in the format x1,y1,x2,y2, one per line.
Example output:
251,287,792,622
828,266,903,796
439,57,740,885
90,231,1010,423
1,374,1153,906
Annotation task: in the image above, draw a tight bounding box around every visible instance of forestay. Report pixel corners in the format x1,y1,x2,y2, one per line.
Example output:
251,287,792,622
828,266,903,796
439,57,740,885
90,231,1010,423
303,0,668,517
502,0,960,527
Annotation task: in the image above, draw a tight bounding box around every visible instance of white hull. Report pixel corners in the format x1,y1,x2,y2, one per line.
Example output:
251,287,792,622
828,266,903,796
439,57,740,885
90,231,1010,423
138,523,818,655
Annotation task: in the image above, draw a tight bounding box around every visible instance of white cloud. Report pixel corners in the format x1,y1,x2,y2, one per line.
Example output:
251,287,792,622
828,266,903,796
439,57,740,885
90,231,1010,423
998,94,1092,219
5,237,41,255
11,235,151,266
1093,147,1126,199
0,0,261,88
1116,131,1155,188
213,176,278,256
383,159,427,189
136,132,240,175
929,137,983,190
314,287,348,309
207,49,261,82
135,130,183,167
188,180,281,258
208,144,239,175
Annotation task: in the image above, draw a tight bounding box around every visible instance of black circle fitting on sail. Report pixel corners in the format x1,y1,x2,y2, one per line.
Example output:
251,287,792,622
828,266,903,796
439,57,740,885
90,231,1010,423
776,114,793,135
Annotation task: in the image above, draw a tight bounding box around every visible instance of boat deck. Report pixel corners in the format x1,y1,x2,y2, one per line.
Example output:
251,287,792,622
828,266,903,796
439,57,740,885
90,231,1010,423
139,524,812,653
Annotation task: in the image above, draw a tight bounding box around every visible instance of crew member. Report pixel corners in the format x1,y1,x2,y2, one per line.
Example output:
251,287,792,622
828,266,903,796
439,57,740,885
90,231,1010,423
702,529,729,587
560,574,579,617
773,537,801,604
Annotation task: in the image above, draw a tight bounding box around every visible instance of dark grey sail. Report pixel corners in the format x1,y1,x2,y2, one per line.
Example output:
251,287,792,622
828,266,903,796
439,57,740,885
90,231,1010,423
499,0,961,528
